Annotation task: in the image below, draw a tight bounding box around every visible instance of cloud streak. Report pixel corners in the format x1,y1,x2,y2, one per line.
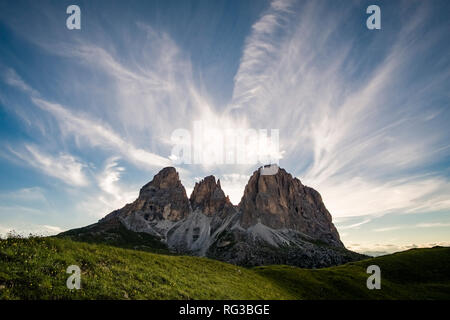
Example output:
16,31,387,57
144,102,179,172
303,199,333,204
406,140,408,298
229,0,450,218
31,97,172,170
374,222,450,233
9,144,89,187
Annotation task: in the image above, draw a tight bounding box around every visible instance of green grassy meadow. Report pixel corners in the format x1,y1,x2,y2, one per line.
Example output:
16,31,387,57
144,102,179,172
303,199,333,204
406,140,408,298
1,236,449,300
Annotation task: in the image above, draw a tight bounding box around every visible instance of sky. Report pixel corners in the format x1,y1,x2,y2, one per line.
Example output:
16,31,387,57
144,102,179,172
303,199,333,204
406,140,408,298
0,0,449,255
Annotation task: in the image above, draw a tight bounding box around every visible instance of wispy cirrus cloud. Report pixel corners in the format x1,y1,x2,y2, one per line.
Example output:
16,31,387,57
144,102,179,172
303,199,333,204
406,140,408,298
32,23,285,178
316,175,450,218
229,0,450,218
338,218,372,230
1,61,174,172
31,97,172,170
0,66,38,96
77,157,138,218
96,157,137,205
9,144,89,187
230,0,295,110
374,222,450,233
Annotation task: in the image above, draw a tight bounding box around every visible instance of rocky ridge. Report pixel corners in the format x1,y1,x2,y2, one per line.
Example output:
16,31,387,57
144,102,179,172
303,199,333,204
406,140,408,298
63,166,366,268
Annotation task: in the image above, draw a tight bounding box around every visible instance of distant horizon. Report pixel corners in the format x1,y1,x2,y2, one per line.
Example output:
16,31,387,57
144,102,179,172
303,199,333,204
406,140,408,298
1,0,450,257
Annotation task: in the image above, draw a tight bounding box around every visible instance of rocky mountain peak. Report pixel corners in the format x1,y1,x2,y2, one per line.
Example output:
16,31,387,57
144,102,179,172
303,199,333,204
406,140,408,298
190,175,233,216
74,166,364,269
139,167,182,196
103,167,191,225
239,166,343,247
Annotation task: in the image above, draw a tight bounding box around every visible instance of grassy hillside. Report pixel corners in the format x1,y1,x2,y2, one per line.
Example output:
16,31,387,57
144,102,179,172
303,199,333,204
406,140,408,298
255,246,450,299
58,221,171,255
0,236,449,299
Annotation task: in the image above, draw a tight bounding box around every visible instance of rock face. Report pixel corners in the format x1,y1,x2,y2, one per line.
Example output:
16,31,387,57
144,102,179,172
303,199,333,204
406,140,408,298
138,167,191,222
166,175,237,255
99,167,191,238
190,176,234,218
239,168,343,247
66,166,366,268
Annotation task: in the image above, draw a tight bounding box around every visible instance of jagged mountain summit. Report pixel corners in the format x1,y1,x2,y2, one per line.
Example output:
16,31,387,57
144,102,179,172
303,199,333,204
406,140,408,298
61,166,366,268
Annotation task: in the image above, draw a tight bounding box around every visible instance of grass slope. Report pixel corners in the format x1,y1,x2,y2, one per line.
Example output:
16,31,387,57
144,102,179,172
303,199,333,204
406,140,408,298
58,222,171,255
1,237,449,299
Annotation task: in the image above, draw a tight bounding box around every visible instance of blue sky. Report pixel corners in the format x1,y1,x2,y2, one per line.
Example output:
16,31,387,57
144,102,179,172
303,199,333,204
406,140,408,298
0,0,449,255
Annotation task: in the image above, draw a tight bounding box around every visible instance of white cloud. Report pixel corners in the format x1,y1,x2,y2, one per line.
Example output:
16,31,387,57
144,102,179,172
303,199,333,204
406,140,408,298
374,222,450,233
309,175,450,218
97,157,137,204
32,97,172,170
416,222,450,228
97,157,124,196
50,27,284,174
231,0,294,109
9,144,89,187
230,0,450,218
42,26,210,136
77,157,138,219
338,218,372,230
1,66,38,96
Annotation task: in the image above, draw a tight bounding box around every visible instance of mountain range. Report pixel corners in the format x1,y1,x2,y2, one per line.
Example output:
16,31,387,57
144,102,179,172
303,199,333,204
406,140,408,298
61,166,366,268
